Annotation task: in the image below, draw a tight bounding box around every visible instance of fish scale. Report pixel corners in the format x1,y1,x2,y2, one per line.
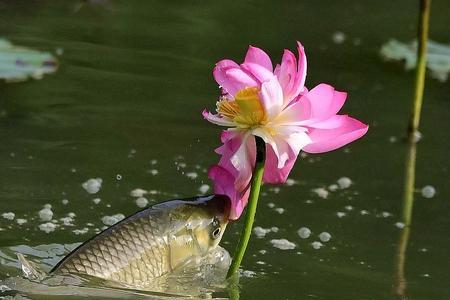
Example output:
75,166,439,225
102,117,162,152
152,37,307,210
52,206,172,286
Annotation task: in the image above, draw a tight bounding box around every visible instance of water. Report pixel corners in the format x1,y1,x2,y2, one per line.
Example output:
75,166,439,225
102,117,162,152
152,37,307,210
1,0,450,299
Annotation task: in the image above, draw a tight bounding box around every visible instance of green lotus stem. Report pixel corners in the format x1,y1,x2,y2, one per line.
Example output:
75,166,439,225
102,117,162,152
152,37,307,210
227,136,265,278
409,0,431,137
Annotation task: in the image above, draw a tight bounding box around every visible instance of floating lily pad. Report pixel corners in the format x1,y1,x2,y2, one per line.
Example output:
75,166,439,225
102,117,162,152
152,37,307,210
0,38,58,83
380,39,450,82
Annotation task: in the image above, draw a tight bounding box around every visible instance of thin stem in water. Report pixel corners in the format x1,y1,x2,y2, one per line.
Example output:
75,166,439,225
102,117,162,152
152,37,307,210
227,136,265,278
409,0,431,137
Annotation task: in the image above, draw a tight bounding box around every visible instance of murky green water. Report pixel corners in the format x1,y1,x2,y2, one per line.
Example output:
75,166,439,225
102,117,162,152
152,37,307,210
1,0,450,299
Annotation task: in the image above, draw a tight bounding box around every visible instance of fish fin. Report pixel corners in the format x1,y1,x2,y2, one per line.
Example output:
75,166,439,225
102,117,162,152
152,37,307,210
16,253,46,281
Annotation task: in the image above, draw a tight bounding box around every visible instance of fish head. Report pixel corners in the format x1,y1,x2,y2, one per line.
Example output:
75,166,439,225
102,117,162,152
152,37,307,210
168,195,230,269
188,194,230,252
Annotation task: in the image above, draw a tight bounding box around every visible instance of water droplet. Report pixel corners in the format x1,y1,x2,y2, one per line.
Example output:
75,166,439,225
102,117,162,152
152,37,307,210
116,174,122,180
421,185,436,198
337,177,352,189
270,239,296,250
319,232,332,242
311,241,324,249
297,227,311,239
136,197,149,208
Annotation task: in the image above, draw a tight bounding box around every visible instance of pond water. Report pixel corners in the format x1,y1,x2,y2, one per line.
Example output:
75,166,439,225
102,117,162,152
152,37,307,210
1,0,450,299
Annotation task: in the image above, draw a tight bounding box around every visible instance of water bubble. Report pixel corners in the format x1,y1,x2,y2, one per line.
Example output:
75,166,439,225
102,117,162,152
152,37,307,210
312,187,329,199
254,226,271,238
332,31,346,44
2,212,15,220
101,214,125,226
82,178,102,194
381,211,393,218
149,169,159,176
421,185,436,198
150,159,158,165
395,222,406,229
92,198,101,204
241,270,257,278
271,187,281,194
73,228,89,235
39,222,56,233
360,210,370,215
270,239,296,250
336,212,347,218
267,202,275,208
38,208,53,221
311,241,324,249
274,208,285,214
285,178,296,186
60,216,74,226
297,227,312,239
328,184,339,191
344,205,354,211
136,197,149,208
186,172,198,179
55,48,64,56
270,227,279,233
319,232,332,242
198,184,210,194
44,204,52,209
61,199,69,205
130,188,147,197
67,212,76,218
16,218,27,225
337,177,352,189
259,250,267,255
116,174,122,180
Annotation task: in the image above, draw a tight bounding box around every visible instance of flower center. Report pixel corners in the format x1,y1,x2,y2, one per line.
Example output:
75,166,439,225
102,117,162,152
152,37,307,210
217,87,266,127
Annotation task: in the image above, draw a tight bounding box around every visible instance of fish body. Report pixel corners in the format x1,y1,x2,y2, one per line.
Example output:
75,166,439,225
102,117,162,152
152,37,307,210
50,195,230,288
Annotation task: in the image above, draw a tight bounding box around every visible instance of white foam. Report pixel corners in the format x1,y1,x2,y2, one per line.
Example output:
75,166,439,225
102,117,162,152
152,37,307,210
270,239,296,250
38,208,53,221
421,185,436,198
82,178,102,194
136,197,149,208
319,232,332,242
2,212,15,220
39,222,56,233
337,177,352,189
297,227,311,239
198,184,210,194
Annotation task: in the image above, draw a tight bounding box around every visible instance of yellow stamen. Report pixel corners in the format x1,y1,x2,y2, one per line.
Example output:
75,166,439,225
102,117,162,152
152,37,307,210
217,87,266,128
217,98,240,119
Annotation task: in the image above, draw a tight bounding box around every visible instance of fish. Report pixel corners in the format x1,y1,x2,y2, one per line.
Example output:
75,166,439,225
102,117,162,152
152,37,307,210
50,195,230,288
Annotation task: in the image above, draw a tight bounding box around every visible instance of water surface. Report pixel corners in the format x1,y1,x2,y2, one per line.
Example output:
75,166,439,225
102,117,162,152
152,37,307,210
1,0,450,299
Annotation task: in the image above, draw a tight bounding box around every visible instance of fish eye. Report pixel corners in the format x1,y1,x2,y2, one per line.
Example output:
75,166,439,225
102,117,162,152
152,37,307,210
211,227,221,239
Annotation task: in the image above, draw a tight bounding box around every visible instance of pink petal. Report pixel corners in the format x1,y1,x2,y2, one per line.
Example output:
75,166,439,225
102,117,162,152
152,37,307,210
305,84,347,120
208,165,250,220
303,116,369,153
202,109,235,127
244,46,273,72
296,41,307,95
274,42,307,105
241,62,273,83
259,76,283,119
263,145,296,184
275,95,311,125
213,60,258,97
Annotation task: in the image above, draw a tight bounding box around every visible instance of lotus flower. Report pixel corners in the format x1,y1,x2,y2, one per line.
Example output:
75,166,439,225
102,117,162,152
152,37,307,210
203,42,368,219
